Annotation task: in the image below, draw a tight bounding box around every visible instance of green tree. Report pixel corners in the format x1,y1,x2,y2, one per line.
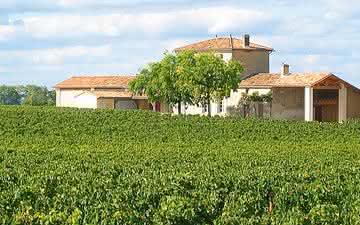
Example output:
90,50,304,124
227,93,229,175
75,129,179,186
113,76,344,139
20,85,51,106
47,90,56,106
0,86,21,105
241,91,272,103
130,51,243,116
187,53,244,116
130,51,195,114
130,62,162,103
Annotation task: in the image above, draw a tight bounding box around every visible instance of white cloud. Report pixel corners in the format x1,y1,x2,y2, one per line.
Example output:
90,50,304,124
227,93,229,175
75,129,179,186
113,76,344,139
17,6,271,39
303,55,321,65
327,0,360,17
0,45,112,65
0,66,9,73
0,25,18,40
184,7,270,34
1,0,360,87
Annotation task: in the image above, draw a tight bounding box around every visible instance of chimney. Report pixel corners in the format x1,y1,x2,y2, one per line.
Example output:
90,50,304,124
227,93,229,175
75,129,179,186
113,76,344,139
281,63,290,76
243,34,250,47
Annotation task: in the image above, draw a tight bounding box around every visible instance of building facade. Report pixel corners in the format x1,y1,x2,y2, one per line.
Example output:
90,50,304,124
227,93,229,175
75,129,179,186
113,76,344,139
174,34,273,116
239,65,360,122
54,34,360,122
54,76,169,112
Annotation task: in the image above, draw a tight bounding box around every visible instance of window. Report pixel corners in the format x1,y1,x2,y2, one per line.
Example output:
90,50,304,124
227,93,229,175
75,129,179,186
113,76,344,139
202,104,208,113
218,100,224,113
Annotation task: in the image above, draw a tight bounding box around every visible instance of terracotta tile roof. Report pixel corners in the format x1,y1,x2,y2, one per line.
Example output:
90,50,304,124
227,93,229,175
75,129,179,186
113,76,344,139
78,91,147,99
239,73,333,88
174,37,273,52
54,76,136,88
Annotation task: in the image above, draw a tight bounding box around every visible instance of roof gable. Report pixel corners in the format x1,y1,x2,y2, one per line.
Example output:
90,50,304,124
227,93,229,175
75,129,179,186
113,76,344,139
174,37,273,52
54,76,136,89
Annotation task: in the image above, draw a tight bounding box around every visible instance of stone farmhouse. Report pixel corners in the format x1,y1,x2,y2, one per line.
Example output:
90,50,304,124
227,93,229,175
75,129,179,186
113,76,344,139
54,35,360,122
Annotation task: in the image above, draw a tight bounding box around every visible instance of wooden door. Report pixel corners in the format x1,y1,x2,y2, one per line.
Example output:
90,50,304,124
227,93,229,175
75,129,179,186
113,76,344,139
155,102,161,112
315,106,323,122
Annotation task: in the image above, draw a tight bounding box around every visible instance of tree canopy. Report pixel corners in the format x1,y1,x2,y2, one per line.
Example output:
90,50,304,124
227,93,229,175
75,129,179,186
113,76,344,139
18,85,54,106
186,53,243,116
130,51,244,116
0,86,21,105
130,51,196,114
0,85,55,106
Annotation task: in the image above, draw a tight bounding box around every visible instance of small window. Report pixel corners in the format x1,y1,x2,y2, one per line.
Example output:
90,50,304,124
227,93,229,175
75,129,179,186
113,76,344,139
202,104,208,113
219,101,224,113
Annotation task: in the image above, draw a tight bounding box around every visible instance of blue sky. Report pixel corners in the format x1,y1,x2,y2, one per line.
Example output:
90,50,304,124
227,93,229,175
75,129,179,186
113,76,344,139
0,0,360,87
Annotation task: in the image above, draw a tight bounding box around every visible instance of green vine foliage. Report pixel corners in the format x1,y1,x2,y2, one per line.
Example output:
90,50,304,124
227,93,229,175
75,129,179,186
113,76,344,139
1,106,360,224
240,91,272,105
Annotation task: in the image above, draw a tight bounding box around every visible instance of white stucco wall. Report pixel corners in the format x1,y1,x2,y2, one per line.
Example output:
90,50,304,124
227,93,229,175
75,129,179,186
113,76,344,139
56,89,84,107
172,88,270,116
56,89,97,109
183,104,204,115
172,100,225,116
222,52,233,62
75,94,98,109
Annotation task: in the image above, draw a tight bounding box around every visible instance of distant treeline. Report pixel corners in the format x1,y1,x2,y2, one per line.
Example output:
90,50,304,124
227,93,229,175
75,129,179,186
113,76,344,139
0,85,55,106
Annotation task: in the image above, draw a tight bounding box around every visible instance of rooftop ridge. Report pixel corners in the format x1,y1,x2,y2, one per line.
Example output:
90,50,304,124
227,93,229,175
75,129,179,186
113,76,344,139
175,36,273,52
256,72,332,76
54,75,137,88
71,75,135,78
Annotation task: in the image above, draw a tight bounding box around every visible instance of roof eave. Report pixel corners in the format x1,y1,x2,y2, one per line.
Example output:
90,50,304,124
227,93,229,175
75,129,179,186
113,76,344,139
311,73,360,91
239,85,307,89
54,85,129,89
174,47,273,53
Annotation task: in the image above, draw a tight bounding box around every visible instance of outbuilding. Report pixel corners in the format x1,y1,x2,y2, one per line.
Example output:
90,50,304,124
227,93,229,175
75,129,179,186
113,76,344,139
239,64,360,122
54,76,169,112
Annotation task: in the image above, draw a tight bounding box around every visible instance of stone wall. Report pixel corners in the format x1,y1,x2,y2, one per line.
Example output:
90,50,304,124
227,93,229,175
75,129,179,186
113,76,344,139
272,87,304,120
347,87,360,119
232,50,270,75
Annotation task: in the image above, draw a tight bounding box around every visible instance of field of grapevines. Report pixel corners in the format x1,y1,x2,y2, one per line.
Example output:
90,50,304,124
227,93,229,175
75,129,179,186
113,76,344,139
1,106,360,224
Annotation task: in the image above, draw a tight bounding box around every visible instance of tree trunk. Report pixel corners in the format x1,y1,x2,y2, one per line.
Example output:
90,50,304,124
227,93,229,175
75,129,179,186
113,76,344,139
178,102,181,115
207,98,211,117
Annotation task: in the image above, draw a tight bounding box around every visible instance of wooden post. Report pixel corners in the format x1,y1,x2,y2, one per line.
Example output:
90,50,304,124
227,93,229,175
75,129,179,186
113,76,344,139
338,83,347,123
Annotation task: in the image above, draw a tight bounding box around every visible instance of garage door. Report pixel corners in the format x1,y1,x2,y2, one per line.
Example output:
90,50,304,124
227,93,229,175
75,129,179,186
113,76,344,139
115,100,138,110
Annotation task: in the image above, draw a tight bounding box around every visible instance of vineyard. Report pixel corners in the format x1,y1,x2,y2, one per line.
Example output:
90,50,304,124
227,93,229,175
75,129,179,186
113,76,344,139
1,106,360,224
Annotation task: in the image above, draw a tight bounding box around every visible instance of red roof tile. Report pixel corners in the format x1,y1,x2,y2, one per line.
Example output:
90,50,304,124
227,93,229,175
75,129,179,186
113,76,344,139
239,73,358,90
54,76,136,88
175,37,273,52
239,73,331,88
